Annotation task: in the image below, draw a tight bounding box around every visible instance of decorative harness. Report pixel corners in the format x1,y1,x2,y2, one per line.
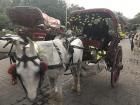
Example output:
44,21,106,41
8,40,66,86
7,37,85,86
8,44,48,87
48,41,65,69
16,46,40,68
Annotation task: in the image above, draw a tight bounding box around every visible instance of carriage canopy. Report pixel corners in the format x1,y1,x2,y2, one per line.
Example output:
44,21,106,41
68,8,119,36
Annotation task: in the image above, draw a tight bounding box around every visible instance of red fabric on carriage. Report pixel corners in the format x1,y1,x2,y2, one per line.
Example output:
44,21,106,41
7,64,17,85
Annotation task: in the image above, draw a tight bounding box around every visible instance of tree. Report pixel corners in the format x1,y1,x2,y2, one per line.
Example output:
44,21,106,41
26,0,67,24
68,4,85,13
0,0,68,28
0,13,8,30
129,12,140,24
40,0,67,24
115,12,129,25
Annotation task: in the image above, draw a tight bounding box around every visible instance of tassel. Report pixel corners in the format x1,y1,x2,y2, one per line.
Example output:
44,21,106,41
7,64,17,85
40,62,48,71
8,64,16,74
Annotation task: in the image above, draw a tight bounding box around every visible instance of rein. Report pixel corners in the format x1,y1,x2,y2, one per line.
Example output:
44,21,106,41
48,64,63,69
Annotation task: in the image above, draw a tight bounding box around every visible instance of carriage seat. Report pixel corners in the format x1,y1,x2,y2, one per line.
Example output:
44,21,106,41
82,23,111,50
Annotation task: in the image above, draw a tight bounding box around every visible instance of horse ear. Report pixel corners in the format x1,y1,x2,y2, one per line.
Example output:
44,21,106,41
15,41,22,57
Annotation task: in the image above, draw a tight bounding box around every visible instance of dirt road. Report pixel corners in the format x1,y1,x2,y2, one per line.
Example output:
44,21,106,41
0,39,140,105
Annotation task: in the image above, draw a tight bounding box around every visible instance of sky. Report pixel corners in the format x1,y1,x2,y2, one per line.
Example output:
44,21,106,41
68,0,140,19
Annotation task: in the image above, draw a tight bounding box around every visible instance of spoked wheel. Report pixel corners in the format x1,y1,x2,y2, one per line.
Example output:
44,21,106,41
111,46,123,88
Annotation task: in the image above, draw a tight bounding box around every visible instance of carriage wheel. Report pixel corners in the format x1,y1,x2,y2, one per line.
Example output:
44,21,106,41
111,46,123,88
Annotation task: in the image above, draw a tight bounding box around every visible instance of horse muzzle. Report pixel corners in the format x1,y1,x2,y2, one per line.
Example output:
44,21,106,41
27,91,37,102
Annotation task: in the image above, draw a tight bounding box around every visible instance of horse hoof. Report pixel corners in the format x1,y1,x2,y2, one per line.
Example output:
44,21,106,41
77,85,81,93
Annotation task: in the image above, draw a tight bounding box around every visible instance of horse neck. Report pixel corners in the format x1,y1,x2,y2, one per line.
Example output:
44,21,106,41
37,39,69,64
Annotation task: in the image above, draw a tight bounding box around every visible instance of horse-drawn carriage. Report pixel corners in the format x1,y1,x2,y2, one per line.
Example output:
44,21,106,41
68,8,123,87
0,7,124,104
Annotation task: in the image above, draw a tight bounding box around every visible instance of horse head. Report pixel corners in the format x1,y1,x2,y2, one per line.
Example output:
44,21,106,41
14,39,47,101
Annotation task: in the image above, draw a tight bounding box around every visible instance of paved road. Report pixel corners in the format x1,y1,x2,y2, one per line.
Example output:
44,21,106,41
64,39,140,105
0,39,140,105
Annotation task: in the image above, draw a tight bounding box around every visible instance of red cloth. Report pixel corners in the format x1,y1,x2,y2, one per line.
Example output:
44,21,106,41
40,62,48,71
7,62,48,85
8,64,16,75
7,64,17,85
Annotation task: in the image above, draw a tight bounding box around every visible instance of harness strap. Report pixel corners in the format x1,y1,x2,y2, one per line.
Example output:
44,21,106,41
16,55,39,62
48,64,63,69
52,41,66,69
63,37,77,50
16,55,39,66
53,42,63,62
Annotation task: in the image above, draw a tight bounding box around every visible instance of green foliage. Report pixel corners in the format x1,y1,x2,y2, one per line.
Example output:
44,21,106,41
0,28,16,36
115,12,129,25
10,0,22,6
68,4,85,13
36,0,67,25
129,12,140,24
0,12,9,30
0,0,85,28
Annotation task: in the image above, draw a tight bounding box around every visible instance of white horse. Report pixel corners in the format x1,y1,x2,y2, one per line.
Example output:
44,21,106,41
10,37,83,105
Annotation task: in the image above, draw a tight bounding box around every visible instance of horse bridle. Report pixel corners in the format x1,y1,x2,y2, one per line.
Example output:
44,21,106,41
15,46,40,68
14,45,46,95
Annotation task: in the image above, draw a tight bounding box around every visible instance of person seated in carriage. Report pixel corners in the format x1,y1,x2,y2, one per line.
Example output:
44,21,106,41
82,19,112,50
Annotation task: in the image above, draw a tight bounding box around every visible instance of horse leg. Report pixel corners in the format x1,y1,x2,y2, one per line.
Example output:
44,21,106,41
76,63,81,95
71,64,81,95
47,74,63,105
71,67,78,92
54,74,64,105
80,61,88,77
48,77,56,105
48,78,56,92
